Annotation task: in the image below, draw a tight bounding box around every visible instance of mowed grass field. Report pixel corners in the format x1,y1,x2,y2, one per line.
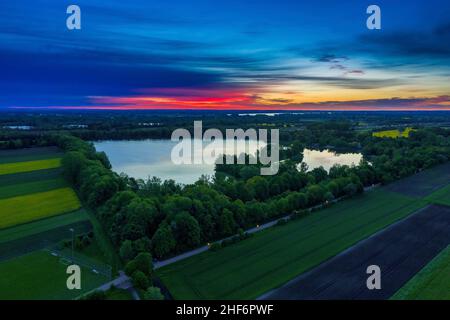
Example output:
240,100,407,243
0,177,68,199
157,189,426,299
0,209,89,244
392,245,450,300
0,250,108,300
0,158,62,176
385,162,450,198
0,146,63,164
0,188,81,229
426,184,450,206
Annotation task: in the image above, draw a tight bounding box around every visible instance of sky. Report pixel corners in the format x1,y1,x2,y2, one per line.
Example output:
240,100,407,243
0,0,449,111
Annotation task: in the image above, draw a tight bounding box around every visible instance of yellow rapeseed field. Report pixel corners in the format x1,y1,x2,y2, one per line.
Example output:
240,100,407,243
0,188,81,229
0,158,61,176
372,127,414,138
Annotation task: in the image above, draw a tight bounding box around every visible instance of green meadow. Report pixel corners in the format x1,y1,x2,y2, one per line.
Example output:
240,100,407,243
392,245,450,300
426,184,450,206
0,250,108,300
0,177,68,199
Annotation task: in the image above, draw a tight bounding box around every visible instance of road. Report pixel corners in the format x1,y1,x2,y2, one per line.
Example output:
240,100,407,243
153,186,380,269
154,216,288,269
92,271,140,300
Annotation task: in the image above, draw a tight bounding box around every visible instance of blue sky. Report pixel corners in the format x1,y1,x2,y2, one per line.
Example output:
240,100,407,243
0,0,449,110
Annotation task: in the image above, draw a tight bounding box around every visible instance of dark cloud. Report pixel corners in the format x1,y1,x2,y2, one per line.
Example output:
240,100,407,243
356,22,450,58
315,54,348,63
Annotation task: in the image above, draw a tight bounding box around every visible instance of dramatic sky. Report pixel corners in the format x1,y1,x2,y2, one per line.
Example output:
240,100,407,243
0,0,449,111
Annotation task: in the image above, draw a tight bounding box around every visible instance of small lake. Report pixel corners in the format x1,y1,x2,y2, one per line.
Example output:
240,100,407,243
299,148,363,172
94,139,263,184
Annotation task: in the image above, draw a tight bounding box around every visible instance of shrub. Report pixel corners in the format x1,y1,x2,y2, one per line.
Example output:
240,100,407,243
209,242,222,251
132,270,149,290
143,287,164,300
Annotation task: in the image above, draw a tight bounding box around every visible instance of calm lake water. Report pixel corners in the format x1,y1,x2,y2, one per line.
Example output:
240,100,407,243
94,139,263,184
95,140,363,184
299,148,363,172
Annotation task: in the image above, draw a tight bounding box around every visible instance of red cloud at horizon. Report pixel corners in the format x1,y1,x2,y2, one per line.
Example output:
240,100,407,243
8,88,450,111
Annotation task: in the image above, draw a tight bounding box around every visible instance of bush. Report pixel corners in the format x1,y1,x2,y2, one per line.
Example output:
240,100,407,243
119,240,136,262
209,242,222,251
134,252,153,276
124,260,138,277
143,287,164,300
132,270,149,290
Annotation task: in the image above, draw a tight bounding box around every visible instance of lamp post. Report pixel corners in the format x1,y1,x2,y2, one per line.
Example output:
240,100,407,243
69,228,74,263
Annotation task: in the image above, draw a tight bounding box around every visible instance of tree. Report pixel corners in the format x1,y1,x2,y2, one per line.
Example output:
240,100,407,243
172,213,201,250
131,270,149,290
151,223,176,259
306,185,326,206
119,240,135,262
124,260,138,277
246,176,269,200
143,287,164,300
218,209,237,237
311,167,328,183
343,183,358,196
61,151,86,185
133,237,151,254
134,252,153,276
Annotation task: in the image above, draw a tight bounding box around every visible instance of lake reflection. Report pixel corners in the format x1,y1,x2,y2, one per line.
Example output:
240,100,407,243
94,139,263,184
299,148,363,172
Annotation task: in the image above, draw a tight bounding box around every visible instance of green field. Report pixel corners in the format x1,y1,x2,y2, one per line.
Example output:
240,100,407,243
0,147,63,164
105,287,133,300
392,246,450,300
0,187,81,229
0,168,63,187
0,250,108,300
157,189,426,299
0,177,68,199
0,209,89,244
426,184,450,206
0,158,62,176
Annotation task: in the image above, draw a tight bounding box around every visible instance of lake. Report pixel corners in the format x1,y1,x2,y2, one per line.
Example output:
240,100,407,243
95,140,363,184
94,139,263,184
299,148,363,172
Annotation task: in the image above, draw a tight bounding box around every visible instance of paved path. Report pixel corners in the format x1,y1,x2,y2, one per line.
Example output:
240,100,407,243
93,271,141,300
154,217,288,269
154,186,380,269
259,205,450,300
